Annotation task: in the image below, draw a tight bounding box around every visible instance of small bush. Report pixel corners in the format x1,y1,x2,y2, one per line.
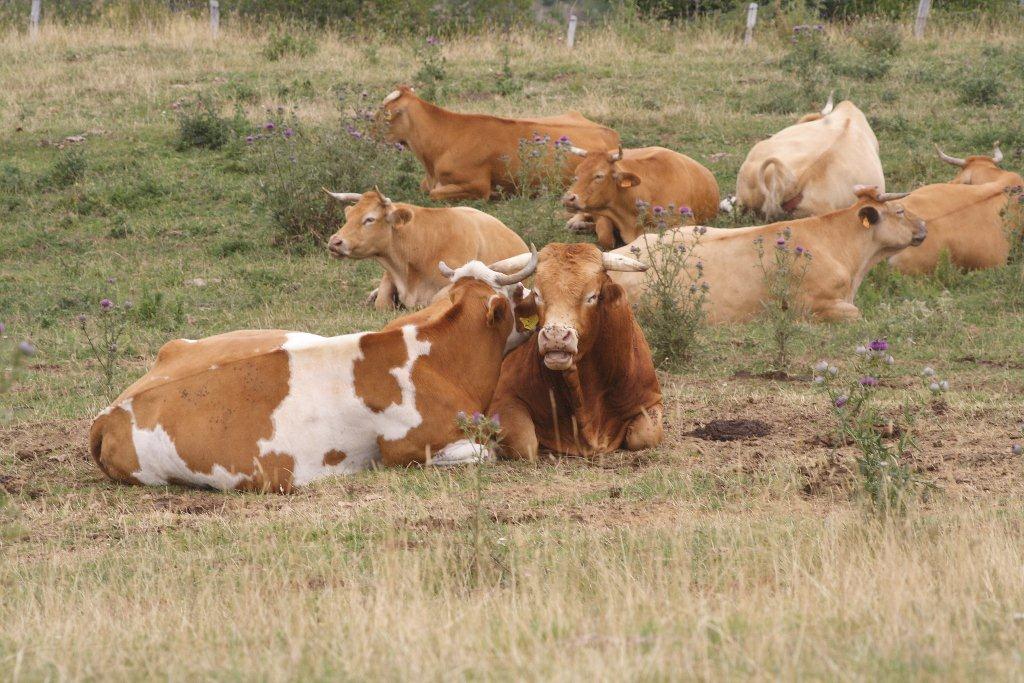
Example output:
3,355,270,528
175,97,249,151
754,228,812,371
958,70,1003,106
45,147,87,187
851,20,902,57
503,134,572,199
779,29,833,98
263,33,318,62
414,36,447,102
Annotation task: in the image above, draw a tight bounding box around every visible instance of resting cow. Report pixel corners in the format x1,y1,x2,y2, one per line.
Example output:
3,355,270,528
488,243,663,459
561,146,720,249
936,142,1023,188
325,188,527,309
89,254,539,492
736,95,885,220
610,187,926,323
377,85,620,200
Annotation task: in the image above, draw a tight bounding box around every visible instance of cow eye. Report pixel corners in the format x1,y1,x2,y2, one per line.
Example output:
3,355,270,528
363,216,375,225
584,292,599,305
595,174,605,181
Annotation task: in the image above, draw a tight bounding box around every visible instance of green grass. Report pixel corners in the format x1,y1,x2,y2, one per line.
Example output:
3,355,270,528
2,16,1024,681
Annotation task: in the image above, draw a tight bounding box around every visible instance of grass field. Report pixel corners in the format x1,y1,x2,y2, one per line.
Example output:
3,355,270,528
3,14,1024,680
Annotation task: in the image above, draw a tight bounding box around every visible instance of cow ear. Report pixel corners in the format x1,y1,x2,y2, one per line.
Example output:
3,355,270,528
858,206,881,227
387,207,413,226
486,296,509,327
600,280,625,304
615,172,641,189
343,206,353,218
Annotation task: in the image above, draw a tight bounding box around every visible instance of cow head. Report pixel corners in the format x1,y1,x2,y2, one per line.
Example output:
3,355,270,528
324,187,412,259
936,142,1013,185
561,147,637,214
439,247,539,355
376,85,418,145
852,186,927,251
490,243,647,371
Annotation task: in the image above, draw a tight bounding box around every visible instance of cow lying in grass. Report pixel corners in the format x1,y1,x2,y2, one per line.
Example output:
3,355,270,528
89,254,539,492
936,142,1023,188
735,95,886,220
609,187,926,323
376,85,620,200
325,188,527,309
487,243,663,459
561,145,720,249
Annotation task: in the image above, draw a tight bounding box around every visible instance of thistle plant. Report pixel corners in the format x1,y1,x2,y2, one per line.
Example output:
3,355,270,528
811,340,945,517
454,411,502,585
504,133,572,198
1,322,37,423
755,228,812,371
634,203,708,369
78,298,130,396
414,36,447,102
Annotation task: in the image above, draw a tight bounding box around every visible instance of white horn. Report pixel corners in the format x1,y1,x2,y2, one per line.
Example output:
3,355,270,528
493,244,539,286
602,252,648,272
609,146,623,162
488,252,533,274
382,90,402,105
821,90,835,116
876,191,911,202
993,141,1003,164
322,188,363,203
935,144,966,167
567,145,589,157
438,261,457,279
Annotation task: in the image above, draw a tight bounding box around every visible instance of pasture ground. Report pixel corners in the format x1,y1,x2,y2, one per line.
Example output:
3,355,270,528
2,15,1024,680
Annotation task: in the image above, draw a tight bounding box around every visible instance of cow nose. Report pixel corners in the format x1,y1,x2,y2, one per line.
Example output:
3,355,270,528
562,192,579,209
327,236,349,257
538,324,578,353
912,220,927,245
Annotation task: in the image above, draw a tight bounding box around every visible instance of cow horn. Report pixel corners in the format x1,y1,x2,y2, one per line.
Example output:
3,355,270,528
602,252,648,272
876,191,910,202
493,244,539,286
438,261,457,279
609,146,623,162
372,185,392,205
935,144,966,167
567,145,589,157
821,90,835,116
322,188,363,203
993,141,1003,164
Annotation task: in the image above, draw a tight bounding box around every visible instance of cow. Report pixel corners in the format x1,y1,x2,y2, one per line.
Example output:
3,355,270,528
88,253,539,492
486,243,663,460
561,146,720,250
377,85,620,200
324,188,528,309
889,180,1017,274
936,142,1024,188
735,95,885,220
609,187,926,323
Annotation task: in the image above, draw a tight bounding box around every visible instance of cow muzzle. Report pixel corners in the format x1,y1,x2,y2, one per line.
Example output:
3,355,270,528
911,220,927,247
327,236,350,258
561,192,582,212
538,324,579,371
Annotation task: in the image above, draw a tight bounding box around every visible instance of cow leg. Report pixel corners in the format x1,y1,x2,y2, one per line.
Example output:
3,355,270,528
566,212,596,234
815,301,861,322
372,272,399,311
594,216,618,250
429,178,492,201
624,403,664,451
492,398,539,461
430,439,494,467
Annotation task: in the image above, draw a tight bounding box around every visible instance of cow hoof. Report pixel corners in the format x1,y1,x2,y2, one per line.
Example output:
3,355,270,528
365,288,379,306
430,439,494,466
566,220,595,234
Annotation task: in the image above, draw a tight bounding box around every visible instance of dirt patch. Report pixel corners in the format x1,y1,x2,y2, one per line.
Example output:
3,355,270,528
731,369,811,382
956,355,1024,370
689,419,771,442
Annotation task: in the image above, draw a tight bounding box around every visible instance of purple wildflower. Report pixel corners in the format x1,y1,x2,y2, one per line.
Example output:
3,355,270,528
795,246,805,255
775,237,787,247
532,133,543,143
557,135,569,144
100,299,113,311
630,245,641,255
264,122,275,131
245,135,254,144
859,376,878,387
18,341,36,356
76,314,87,324
472,411,483,425
490,414,501,427
426,36,439,45
283,128,294,139
0,322,4,335
868,339,889,352
679,206,693,216
652,205,664,216
834,395,848,408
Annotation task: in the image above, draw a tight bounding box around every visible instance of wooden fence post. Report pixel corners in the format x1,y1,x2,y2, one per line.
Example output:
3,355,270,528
29,0,41,38
210,0,220,38
566,13,578,49
914,0,931,38
744,3,758,46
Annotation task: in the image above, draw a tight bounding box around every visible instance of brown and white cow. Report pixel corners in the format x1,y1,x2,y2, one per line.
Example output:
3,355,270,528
377,85,620,200
561,146,720,250
610,187,926,323
735,96,885,220
325,188,527,309
487,243,663,460
89,255,538,492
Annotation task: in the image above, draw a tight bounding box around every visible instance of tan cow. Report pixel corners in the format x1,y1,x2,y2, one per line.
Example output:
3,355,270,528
610,187,926,323
325,188,527,309
377,85,620,200
89,255,538,492
561,146,720,249
736,95,885,220
487,243,663,460
936,142,1024,188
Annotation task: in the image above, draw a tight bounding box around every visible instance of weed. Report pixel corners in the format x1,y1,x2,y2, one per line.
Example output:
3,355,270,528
779,29,833,103
958,69,1003,106
414,36,447,102
76,298,130,396
131,288,185,331
494,45,522,96
754,228,812,371
107,214,132,239
174,97,249,151
44,147,87,187
851,20,902,58
504,134,571,198
454,411,503,586
263,33,318,62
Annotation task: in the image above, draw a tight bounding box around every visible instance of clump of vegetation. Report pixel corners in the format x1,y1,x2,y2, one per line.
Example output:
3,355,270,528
634,204,708,369
494,45,522,96
263,33,318,61
0,163,30,212
77,297,130,396
454,411,504,586
779,27,833,99
414,36,447,102
812,340,945,517
174,97,249,151
851,20,902,58
44,146,87,187
248,96,418,245
958,69,1003,106
504,133,572,198
754,228,812,371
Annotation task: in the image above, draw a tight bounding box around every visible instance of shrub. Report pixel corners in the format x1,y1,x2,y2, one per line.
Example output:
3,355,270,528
503,134,572,199
414,36,447,102
45,147,87,187
634,205,709,370
779,28,833,100
263,33,317,61
851,20,902,57
175,97,249,151
754,228,812,371
958,70,1003,106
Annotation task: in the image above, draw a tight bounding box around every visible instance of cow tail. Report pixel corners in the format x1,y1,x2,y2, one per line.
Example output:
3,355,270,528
757,157,796,220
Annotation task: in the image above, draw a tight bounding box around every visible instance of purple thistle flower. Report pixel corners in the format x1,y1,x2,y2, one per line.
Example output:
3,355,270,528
245,135,254,144
859,376,878,387
490,414,501,427
0,322,4,335
652,205,664,216
834,395,848,408
100,299,113,311
76,314,87,324
795,246,805,255
696,226,708,235
456,411,467,422
557,135,569,144
630,245,641,255
775,237,787,246
264,122,275,131
679,206,693,216
472,411,483,425
868,339,889,352
283,128,294,139
394,142,405,151
532,133,543,143
18,341,36,356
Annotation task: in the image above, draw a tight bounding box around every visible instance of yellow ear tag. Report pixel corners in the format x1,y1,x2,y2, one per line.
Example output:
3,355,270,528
862,217,871,228
519,315,539,331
